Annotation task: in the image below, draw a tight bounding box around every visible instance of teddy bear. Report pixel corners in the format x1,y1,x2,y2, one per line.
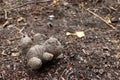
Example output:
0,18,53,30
20,33,63,70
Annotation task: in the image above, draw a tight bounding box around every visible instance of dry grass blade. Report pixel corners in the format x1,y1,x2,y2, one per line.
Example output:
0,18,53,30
79,4,117,30
9,0,51,10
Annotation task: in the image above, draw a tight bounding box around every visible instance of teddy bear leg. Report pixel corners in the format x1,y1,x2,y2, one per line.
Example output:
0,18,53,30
43,52,54,61
27,57,42,70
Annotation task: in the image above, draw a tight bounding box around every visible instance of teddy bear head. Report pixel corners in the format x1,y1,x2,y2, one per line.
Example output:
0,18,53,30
43,37,63,58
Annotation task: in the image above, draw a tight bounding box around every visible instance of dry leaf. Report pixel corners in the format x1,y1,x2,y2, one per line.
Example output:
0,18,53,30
66,32,72,35
1,50,7,55
11,52,20,57
117,45,120,49
66,31,85,38
32,9,40,15
104,15,112,23
115,53,120,59
17,17,25,22
75,31,85,38
110,40,119,44
51,0,60,7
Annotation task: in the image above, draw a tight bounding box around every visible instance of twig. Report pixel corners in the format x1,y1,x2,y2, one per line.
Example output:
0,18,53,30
82,49,90,55
48,72,53,80
14,26,24,35
19,27,25,33
9,0,51,10
79,4,117,30
59,68,67,80
4,9,8,19
9,37,21,41
66,70,73,80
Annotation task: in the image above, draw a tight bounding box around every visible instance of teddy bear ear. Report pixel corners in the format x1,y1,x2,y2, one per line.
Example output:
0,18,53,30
45,37,58,44
28,57,42,70
19,34,32,51
43,52,54,61
33,33,47,45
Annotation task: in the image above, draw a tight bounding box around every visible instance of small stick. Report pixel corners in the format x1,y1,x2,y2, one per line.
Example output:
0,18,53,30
9,0,51,10
19,27,25,33
82,49,90,55
66,70,73,80
59,68,67,80
4,9,8,19
14,26,24,35
80,4,117,30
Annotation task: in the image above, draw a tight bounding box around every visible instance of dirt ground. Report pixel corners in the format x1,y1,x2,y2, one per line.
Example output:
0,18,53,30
0,0,120,80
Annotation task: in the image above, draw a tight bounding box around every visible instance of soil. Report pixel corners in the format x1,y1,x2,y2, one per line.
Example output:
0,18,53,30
0,0,120,80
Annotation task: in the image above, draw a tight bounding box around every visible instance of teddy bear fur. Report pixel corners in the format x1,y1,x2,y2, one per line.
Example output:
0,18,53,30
20,33,63,70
